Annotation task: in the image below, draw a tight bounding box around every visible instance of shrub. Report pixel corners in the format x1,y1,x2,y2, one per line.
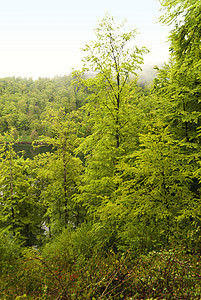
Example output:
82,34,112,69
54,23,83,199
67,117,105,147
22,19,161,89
0,229,22,274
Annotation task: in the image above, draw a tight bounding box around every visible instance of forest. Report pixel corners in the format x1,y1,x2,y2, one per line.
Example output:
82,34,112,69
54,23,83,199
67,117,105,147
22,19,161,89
0,0,201,299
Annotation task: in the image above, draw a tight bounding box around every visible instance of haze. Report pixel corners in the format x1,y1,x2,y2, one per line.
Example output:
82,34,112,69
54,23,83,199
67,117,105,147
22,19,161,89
0,0,170,79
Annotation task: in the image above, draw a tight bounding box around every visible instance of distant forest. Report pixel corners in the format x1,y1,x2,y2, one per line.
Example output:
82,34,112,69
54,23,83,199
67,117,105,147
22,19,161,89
0,75,87,141
1,1,201,299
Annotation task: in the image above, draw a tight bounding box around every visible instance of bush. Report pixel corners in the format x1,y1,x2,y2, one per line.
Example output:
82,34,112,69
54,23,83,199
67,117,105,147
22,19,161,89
0,229,22,274
1,225,200,299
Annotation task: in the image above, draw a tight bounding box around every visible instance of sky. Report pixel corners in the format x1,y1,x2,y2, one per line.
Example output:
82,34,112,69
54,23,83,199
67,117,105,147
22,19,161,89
0,0,171,79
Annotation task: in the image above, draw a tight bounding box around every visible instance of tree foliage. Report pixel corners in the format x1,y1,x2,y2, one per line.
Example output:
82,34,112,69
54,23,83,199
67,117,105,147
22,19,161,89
0,7,201,298
73,13,149,215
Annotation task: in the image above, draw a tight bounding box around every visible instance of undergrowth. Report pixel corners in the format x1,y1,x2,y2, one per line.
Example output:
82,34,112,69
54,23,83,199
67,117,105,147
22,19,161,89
0,247,200,299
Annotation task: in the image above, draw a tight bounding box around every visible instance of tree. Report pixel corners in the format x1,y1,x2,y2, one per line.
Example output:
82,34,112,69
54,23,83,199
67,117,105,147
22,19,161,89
35,109,82,234
74,13,148,214
152,0,201,201
0,133,43,246
119,124,197,251
148,0,201,251
80,13,148,147
156,0,201,143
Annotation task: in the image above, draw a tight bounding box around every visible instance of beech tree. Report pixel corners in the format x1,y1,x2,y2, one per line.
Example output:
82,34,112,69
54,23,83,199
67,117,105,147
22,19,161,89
156,0,201,143
149,0,201,250
81,13,148,146
35,109,82,233
74,13,148,214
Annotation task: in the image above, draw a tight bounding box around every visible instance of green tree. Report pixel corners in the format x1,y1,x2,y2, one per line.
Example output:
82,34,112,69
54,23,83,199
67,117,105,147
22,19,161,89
152,0,201,203
156,0,201,143
148,0,201,251
0,134,43,245
121,125,198,250
34,109,82,234
74,13,148,215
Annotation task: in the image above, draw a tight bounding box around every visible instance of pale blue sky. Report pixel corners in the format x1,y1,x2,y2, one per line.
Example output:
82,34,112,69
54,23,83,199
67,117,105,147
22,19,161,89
0,0,171,78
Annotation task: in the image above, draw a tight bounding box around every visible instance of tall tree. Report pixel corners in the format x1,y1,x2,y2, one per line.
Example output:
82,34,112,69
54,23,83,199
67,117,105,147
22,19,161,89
148,0,201,251
156,0,201,143
74,13,148,213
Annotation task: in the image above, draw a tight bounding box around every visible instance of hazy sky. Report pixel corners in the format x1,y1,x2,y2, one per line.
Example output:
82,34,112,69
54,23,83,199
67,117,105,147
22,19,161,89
0,0,171,79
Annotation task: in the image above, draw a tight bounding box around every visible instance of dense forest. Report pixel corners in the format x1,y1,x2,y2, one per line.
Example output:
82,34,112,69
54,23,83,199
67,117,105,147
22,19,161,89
0,0,201,299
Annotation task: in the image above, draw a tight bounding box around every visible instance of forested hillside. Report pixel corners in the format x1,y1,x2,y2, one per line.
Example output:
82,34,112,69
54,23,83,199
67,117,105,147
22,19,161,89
0,75,88,140
0,1,201,299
